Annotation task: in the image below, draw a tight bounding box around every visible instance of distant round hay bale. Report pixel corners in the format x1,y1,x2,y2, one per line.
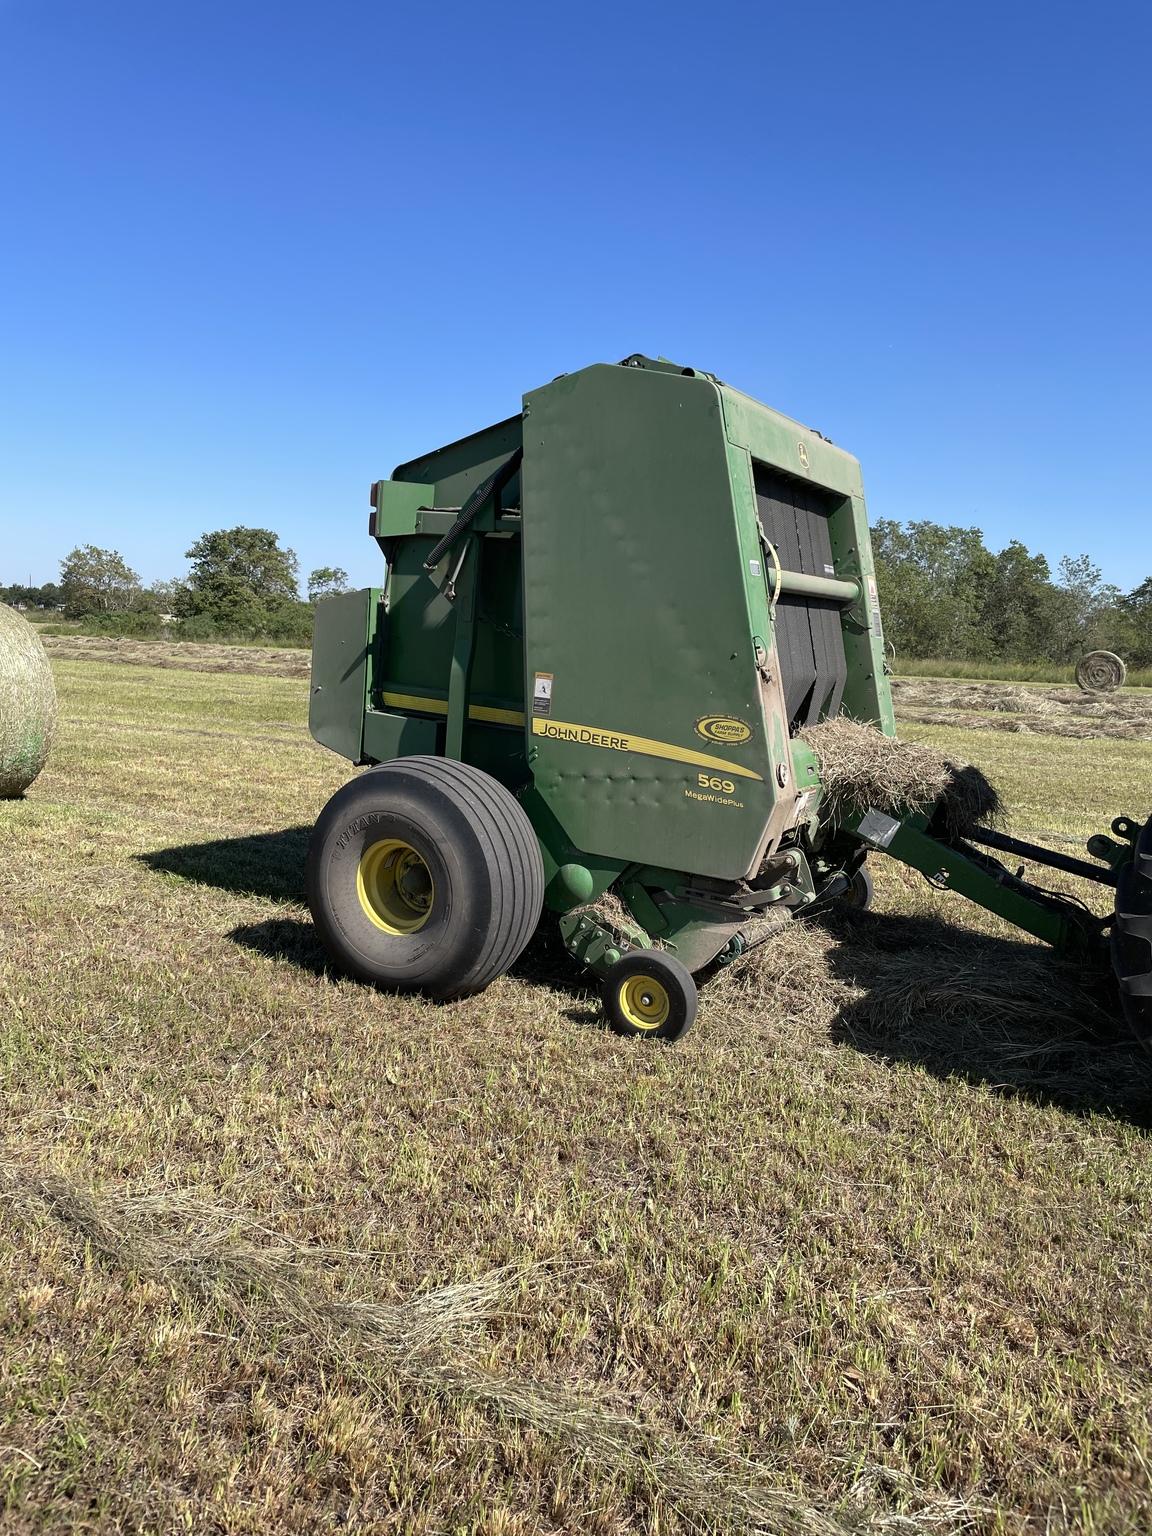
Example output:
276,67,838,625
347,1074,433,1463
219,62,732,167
0,604,58,798
1076,650,1127,694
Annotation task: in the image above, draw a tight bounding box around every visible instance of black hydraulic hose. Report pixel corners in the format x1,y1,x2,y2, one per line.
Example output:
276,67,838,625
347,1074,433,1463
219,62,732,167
422,449,523,572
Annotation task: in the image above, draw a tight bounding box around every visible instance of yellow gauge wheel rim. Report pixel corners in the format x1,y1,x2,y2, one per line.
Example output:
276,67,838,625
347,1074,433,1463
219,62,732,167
356,838,434,935
617,973,671,1031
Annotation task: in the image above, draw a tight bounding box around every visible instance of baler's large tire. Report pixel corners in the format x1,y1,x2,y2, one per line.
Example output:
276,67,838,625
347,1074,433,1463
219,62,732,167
307,757,544,1001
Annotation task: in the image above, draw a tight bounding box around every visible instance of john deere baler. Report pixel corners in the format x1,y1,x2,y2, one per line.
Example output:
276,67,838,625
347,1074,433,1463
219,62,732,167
306,355,1151,1041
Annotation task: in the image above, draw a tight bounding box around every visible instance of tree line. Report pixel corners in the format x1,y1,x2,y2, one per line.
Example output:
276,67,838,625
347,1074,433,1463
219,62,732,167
871,520,1150,667
6,519,1150,667
2,528,351,645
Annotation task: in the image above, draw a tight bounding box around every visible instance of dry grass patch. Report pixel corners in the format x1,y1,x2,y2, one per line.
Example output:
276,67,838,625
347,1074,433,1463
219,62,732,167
1,659,1151,1533
40,633,311,678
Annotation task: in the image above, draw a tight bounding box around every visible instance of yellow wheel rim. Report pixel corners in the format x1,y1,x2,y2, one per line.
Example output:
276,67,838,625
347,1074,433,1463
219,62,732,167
356,838,434,935
617,973,670,1031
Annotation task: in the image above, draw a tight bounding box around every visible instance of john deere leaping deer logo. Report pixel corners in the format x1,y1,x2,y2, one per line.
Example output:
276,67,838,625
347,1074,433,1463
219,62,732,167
797,442,810,469
695,715,753,745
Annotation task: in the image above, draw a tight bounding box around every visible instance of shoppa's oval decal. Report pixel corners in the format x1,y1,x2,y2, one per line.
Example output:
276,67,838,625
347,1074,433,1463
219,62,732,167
694,715,753,746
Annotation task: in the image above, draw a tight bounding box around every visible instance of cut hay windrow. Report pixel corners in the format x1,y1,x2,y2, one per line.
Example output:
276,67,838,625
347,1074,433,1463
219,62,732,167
704,905,1120,1085
0,603,57,798
800,718,1002,836
898,709,1152,742
0,1160,933,1536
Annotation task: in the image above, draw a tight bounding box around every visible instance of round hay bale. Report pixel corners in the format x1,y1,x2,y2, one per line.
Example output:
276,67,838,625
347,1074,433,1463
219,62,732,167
1076,650,1127,693
0,604,58,797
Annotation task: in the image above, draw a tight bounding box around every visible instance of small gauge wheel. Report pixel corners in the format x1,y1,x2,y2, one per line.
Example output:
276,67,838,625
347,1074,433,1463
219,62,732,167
602,950,698,1043
841,865,875,911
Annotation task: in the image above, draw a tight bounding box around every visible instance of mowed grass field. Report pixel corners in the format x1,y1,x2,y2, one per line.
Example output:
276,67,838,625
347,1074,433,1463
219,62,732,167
2,657,1151,1536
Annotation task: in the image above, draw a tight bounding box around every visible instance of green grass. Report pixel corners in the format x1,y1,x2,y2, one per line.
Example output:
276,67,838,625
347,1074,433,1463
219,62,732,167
1,661,1151,1534
894,656,1152,688
32,619,310,648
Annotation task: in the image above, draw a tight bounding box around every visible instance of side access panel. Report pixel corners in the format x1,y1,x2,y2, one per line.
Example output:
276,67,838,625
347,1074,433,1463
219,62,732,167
309,588,381,762
520,364,785,881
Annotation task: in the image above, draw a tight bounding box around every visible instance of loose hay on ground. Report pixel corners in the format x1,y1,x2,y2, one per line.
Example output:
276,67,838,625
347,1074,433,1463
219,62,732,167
899,709,1152,741
800,718,1002,835
39,633,311,679
891,678,1152,742
0,1161,874,1536
704,908,1127,1107
892,682,1057,718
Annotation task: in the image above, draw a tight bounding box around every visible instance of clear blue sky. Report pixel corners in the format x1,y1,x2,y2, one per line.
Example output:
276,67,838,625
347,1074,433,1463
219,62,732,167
1,0,1148,594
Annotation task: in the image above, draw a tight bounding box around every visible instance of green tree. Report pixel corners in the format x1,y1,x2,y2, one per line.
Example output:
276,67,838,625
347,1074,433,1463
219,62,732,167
1057,553,1125,657
178,527,301,632
977,541,1075,662
307,566,350,603
136,579,185,616
0,582,58,607
59,546,142,617
872,519,995,659
1108,577,1152,669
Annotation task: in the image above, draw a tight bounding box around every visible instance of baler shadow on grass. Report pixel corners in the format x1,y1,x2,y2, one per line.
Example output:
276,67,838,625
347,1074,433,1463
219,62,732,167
138,826,311,903
138,827,334,977
819,910,1152,1127
136,827,605,997
139,828,1149,1122
706,906,1151,1124
226,908,609,1017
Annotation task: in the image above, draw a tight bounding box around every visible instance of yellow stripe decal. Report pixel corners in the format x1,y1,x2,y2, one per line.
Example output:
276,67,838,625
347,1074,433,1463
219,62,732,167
531,717,763,781
470,702,526,726
380,691,525,728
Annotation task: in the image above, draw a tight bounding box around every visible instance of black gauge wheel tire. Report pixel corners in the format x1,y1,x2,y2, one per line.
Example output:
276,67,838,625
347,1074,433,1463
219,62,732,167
601,950,698,1043
840,865,875,911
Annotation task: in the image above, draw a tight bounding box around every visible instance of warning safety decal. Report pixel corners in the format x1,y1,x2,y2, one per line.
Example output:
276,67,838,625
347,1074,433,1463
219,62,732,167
532,671,553,717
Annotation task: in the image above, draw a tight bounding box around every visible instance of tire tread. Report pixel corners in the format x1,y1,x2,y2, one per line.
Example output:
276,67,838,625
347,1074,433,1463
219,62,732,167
355,756,543,996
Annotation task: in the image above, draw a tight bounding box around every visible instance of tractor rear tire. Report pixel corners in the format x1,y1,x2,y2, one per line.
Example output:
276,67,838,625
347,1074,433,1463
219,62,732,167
307,757,544,1001
602,951,698,1043
1111,816,1152,1048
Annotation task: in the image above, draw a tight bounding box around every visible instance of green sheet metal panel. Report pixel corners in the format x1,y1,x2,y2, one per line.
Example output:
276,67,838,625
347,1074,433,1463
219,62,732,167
309,587,380,762
376,532,525,720
520,364,786,881
376,416,527,729
718,386,864,499
361,708,442,762
391,415,523,513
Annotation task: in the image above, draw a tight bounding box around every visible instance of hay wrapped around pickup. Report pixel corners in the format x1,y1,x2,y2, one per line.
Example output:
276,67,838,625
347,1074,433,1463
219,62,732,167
800,717,1002,837
0,603,58,798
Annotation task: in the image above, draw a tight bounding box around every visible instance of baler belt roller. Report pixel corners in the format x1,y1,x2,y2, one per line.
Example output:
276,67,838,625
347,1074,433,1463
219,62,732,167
758,535,861,607
771,568,861,604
